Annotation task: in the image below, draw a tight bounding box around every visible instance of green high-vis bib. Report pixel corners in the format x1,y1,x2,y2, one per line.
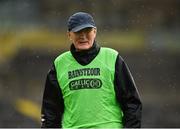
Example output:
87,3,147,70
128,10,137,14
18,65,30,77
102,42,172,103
54,47,124,128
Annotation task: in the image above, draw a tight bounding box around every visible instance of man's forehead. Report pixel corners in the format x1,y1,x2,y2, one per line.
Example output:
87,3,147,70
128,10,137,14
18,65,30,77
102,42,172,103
74,27,94,33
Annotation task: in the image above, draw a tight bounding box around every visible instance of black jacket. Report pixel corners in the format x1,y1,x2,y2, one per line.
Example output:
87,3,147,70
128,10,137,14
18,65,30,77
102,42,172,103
41,42,142,128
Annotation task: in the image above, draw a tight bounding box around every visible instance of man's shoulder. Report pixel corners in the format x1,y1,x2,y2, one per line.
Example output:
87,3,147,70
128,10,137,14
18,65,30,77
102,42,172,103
54,51,71,62
101,47,124,62
101,47,118,55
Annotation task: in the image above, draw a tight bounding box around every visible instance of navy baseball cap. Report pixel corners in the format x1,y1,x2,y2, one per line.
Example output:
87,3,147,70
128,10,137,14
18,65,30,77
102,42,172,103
67,12,96,32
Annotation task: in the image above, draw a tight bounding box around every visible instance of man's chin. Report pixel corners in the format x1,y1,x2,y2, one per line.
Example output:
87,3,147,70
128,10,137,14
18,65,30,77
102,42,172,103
76,46,91,51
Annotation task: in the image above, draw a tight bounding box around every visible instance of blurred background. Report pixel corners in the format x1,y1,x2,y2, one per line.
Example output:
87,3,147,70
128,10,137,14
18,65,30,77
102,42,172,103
0,0,180,127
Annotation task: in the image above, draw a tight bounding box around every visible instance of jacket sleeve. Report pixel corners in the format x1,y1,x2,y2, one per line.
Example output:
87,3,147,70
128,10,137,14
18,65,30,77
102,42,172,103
41,64,64,128
114,54,142,128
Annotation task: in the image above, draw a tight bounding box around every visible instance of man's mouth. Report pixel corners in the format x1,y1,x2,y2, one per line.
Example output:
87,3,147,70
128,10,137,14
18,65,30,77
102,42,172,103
79,41,88,44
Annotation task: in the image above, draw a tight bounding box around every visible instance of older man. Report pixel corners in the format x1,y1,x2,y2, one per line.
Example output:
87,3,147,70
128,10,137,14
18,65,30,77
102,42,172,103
41,12,142,128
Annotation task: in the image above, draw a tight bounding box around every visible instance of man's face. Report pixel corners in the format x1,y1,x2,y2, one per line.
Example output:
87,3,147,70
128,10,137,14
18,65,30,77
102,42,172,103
68,27,97,51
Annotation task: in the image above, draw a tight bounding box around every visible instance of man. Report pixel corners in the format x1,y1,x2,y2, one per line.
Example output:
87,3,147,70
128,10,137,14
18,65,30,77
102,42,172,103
41,12,142,128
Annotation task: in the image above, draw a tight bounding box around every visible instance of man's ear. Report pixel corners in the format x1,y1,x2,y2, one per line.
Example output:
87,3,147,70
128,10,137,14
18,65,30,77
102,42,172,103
67,31,72,41
94,28,97,34
67,31,70,38
93,28,97,38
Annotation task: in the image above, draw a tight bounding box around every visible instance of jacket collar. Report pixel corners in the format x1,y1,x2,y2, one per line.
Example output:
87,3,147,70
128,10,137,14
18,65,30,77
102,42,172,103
70,41,100,65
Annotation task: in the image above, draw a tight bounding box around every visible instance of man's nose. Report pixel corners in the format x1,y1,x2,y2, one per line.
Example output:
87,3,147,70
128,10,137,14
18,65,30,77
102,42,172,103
79,32,86,38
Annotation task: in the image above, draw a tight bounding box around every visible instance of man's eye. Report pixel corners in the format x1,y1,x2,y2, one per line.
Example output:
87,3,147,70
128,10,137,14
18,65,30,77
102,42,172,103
75,28,92,34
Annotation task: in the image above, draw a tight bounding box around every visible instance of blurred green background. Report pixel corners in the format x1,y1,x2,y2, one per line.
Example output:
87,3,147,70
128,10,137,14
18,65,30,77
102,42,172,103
0,0,180,127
